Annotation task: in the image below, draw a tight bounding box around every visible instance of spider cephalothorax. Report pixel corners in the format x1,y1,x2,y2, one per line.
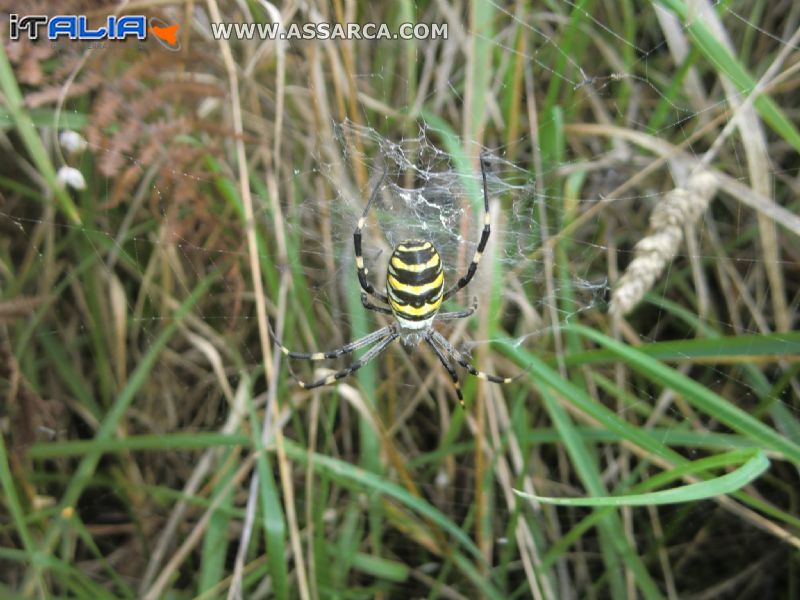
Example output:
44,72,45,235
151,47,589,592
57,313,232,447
271,155,516,406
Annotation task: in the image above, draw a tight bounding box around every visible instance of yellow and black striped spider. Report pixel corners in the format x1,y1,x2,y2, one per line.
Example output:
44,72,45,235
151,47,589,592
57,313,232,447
273,155,516,406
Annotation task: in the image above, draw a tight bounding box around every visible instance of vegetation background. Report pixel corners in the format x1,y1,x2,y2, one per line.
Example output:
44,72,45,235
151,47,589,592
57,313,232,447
1,1,799,598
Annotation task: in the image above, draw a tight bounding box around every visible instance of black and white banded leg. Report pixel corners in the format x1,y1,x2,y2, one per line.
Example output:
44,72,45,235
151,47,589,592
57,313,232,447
296,330,400,390
269,321,395,361
442,155,492,302
360,292,393,315
424,332,464,407
430,329,517,384
437,297,479,321
353,168,390,304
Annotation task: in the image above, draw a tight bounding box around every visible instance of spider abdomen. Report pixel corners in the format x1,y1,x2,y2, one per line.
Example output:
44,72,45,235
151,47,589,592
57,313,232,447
386,240,444,330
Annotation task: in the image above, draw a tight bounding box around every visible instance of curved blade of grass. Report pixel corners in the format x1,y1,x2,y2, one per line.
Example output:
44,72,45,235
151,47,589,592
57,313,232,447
564,324,800,464
564,331,800,367
25,428,759,460
515,449,769,506
500,333,800,534
536,449,769,571
539,385,662,599
27,433,251,458
499,345,686,465
497,345,800,534
643,294,800,444
350,552,409,583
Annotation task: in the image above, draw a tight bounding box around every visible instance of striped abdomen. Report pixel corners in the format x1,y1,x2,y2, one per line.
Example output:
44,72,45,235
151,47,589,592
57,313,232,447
386,240,443,330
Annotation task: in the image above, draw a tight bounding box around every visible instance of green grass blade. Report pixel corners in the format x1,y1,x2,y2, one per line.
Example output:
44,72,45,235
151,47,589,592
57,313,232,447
466,0,493,139
564,331,800,367
0,43,81,223
198,454,237,595
655,0,800,152
27,433,251,458
350,552,409,583
0,432,41,588
247,386,290,600
539,385,662,599
564,324,800,464
516,449,770,506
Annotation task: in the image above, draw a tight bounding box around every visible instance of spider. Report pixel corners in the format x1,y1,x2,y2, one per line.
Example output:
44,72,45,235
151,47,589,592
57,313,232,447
271,155,517,407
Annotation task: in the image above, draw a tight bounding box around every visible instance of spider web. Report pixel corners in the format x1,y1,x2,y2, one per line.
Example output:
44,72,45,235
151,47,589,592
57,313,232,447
290,119,606,354
2,1,798,596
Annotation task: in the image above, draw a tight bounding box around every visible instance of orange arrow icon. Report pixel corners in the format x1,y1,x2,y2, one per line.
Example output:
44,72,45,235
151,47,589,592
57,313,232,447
150,24,179,45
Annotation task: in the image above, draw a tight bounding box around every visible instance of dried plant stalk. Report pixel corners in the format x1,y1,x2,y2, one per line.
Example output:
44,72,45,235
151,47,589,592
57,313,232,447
609,171,718,317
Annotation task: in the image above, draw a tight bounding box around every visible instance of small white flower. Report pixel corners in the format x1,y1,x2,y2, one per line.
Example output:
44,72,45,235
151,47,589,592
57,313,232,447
57,165,86,191
435,468,449,488
59,130,88,154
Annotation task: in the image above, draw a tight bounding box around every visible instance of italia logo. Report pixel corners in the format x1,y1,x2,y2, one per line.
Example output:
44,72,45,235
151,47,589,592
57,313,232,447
8,14,181,50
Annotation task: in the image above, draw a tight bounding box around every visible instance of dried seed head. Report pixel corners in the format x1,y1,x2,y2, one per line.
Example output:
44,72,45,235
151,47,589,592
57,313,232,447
609,171,719,317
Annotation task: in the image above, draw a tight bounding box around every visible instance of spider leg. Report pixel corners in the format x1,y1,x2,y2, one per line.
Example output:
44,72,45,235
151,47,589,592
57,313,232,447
353,168,390,304
361,292,393,315
424,332,464,408
437,297,478,321
296,331,400,390
442,154,492,302
268,320,395,360
430,330,517,384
